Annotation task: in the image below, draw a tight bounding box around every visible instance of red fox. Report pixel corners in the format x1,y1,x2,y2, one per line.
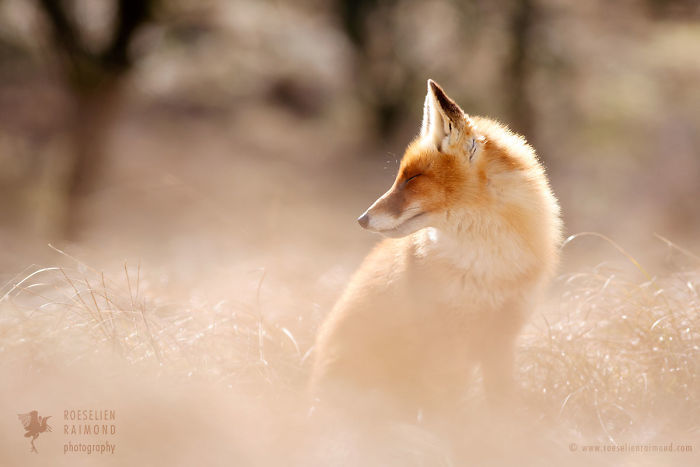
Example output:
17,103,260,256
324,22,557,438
310,80,562,420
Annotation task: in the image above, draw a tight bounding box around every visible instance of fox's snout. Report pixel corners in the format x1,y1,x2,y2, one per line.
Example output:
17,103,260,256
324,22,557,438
356,186,428,238
356,188,403,234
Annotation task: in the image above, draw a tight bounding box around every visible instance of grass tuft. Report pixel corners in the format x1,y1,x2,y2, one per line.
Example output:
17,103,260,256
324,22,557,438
521,235,700,442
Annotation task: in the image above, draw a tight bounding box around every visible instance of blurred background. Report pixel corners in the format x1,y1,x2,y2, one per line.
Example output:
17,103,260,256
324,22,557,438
1,1,699,464
1,0,699,279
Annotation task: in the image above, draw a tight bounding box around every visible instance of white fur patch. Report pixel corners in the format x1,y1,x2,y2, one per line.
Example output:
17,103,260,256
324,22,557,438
412,211,539,310
365,201,423,232
367,211,400,231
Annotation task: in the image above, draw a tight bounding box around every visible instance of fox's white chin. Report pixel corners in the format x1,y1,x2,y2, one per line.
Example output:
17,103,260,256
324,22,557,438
366,212,428,238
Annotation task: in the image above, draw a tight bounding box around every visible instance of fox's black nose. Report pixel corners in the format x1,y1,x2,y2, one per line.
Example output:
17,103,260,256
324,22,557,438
357,213,370,228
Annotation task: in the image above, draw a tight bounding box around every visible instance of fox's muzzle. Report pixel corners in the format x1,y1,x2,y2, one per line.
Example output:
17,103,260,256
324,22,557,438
357,187,402,232
357,186,427,238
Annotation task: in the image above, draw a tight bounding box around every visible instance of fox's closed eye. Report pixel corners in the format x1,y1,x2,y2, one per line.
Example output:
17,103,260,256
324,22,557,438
405,174,422,183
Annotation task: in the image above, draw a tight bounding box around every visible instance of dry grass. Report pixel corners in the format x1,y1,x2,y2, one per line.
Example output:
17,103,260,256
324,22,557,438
0,246,313,395
520,233,700,446
1,234,698,465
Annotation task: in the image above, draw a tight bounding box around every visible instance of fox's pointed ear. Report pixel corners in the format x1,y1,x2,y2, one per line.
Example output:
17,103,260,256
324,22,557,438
421,79,473,152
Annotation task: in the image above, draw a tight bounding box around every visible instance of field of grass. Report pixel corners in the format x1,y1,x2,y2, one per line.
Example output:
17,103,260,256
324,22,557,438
0,233,698,466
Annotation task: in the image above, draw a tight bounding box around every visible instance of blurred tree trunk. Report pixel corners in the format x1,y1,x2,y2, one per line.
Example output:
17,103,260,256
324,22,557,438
335,0,412,141
506,0,537,141
36,0,153,239
65,81,123,239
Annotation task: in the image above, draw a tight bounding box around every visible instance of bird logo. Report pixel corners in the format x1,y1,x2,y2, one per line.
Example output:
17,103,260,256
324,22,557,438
17,410,52,453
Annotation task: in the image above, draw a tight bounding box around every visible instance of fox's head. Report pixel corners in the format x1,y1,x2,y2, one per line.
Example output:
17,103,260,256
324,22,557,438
358,79,544,239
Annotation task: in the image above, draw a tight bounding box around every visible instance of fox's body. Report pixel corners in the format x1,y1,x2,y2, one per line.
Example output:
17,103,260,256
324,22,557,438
311,80,562,419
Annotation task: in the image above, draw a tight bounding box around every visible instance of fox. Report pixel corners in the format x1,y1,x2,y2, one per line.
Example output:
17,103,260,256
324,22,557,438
310,79,562,421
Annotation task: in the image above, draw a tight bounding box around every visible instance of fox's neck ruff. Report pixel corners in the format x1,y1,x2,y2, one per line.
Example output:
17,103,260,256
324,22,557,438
412,207,536,282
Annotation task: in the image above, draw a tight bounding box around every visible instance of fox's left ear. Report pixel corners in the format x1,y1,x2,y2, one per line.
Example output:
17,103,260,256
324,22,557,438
421,79,478,156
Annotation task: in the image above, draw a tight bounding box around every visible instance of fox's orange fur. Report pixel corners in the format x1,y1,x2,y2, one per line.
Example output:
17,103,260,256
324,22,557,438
310,80,562,419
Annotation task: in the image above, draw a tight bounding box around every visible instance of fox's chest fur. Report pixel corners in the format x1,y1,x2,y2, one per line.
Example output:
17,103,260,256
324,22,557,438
311,217,546,399
411,223,540,311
